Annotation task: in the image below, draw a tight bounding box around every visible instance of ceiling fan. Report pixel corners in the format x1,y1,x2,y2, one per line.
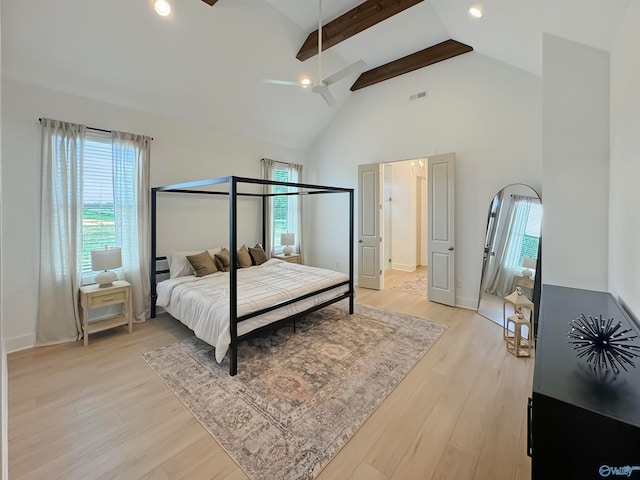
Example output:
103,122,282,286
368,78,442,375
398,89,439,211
263,0,366,107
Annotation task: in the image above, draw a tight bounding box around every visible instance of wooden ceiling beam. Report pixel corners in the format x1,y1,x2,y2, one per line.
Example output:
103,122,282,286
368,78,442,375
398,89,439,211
201,0,219,5
350,39,473,91
296,0,424,62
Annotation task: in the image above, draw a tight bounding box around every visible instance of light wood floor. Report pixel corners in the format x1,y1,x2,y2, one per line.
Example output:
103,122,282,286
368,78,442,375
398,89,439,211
8,268,534,480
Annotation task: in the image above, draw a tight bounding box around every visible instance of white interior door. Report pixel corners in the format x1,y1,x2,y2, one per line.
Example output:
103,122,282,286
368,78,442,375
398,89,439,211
358,163,382,290
428,153,456,306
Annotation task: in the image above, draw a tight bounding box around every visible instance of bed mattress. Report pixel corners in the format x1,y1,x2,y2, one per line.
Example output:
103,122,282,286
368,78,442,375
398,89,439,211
156,258,349,362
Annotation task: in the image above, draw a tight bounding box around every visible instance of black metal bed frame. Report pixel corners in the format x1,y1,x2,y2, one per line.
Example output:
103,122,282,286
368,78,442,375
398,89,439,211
150,175,354,376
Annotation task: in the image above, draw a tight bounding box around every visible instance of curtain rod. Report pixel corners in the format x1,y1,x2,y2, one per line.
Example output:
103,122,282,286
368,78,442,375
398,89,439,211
262,158,301,168
38,118,153,140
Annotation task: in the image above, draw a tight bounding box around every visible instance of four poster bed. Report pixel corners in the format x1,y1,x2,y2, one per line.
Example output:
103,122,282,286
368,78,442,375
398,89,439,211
150,176,354,376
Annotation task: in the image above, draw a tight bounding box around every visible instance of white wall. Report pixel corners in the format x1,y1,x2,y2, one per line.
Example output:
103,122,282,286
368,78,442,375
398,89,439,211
305,52,542,308
0,8,8,478
610,2,640,317
419,175,427,267
390,161,416,272
541,35,610,292
1,79,304,351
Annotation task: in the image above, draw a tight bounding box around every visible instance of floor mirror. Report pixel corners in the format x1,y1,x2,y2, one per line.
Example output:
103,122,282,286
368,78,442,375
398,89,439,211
477,184,542,336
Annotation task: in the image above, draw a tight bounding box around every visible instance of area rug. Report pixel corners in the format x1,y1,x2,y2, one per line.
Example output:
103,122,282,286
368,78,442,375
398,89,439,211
141,302,446,480
391,274,427,296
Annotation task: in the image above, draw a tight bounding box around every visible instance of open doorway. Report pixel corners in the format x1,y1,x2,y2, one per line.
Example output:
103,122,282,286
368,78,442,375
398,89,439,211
382,159,428,291
358,153,455,305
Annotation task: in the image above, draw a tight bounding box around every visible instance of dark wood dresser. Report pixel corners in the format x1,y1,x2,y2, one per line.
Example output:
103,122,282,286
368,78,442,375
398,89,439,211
530,285,640,479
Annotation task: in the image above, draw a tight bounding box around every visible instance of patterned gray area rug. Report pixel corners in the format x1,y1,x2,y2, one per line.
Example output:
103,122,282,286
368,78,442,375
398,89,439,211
391,275,428,296
142,302,446,480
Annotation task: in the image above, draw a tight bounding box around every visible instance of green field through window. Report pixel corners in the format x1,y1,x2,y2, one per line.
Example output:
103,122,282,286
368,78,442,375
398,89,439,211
82,205,116,271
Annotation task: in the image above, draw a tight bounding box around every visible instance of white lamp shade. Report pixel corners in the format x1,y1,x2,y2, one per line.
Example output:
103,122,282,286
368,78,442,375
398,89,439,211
280,233,294,246
280,233,294,255
91,247,122,271
91,247,121,287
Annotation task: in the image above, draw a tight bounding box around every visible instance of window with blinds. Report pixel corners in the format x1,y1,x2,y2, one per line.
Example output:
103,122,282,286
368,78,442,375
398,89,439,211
519,202,542,266
82,130,116,274
272,165,289,248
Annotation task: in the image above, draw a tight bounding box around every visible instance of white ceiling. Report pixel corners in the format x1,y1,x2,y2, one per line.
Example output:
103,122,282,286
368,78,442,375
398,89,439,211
1,0,629,149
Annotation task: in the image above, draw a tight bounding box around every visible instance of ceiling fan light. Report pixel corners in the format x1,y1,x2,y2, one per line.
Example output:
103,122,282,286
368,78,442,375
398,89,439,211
469,6,483,18
155,0,171,16
301,78,311,88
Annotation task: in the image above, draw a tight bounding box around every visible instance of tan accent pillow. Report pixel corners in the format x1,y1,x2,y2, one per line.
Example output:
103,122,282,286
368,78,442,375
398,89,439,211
237,245,253,268
214,248,231,272
249,244,267,265
186,250,219,277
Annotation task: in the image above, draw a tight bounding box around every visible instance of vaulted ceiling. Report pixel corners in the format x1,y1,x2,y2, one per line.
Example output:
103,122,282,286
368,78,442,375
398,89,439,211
1,0,629,149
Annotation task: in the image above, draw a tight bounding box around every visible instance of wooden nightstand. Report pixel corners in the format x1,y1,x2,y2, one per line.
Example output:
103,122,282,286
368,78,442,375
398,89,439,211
273,253,301,264
79,280,133,346
512,274,534,290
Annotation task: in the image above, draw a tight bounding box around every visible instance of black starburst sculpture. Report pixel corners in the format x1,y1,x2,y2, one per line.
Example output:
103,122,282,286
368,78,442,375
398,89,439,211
567,314,640,376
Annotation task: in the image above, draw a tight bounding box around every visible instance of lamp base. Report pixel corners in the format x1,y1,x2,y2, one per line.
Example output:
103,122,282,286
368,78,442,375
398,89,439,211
282,246,293,256
95,270,117,288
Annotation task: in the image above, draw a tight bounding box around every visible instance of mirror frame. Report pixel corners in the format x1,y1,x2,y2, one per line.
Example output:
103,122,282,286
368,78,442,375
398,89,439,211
477,183,542,338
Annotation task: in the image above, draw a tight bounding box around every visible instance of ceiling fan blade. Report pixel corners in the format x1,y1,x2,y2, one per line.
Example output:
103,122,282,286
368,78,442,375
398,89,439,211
262,79,302,87
323,60,367,86
312,84,336,107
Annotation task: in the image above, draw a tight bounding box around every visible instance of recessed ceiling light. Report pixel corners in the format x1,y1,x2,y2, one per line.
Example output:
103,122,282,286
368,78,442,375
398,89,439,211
469,6,483,18
155,0,171,16
301,78,311,88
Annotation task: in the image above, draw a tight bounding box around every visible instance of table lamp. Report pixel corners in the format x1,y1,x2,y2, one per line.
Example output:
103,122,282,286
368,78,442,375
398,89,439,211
522,257,537,278
91,246,122,288
280,233,294,256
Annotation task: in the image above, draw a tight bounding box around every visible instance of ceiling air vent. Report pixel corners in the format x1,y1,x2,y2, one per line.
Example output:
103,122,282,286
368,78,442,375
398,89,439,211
409,91,427,101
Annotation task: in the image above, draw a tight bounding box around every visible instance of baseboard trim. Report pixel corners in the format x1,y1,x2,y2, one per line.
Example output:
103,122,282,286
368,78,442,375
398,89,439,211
391,263,416,272
5,334,36,354
0,335,9,480
1,337,7,480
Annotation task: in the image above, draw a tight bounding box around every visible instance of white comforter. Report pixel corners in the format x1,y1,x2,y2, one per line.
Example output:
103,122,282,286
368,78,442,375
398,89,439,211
156,259,349,362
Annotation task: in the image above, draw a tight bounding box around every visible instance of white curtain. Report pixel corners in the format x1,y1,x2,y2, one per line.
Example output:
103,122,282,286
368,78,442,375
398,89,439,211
261,158,275,257
485,195,533,296
112,132,151,322
36,119,86,344
288,163,304,263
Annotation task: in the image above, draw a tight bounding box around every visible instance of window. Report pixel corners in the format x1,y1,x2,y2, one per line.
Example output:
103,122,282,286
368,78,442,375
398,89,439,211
272,165,290,249
80,129,139,281
262,158,302,256
82,130,117,275
39,117,150,336
518,202,542,267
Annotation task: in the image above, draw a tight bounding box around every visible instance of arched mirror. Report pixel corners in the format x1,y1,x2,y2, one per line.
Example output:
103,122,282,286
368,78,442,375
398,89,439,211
477,184,542,335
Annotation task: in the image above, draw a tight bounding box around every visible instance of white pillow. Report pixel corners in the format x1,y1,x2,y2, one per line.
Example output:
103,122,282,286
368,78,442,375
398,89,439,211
167,247,222,278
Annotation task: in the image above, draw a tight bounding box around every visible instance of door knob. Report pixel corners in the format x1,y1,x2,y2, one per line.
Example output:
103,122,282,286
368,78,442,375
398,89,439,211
448,247,454,251
358,240,363,243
